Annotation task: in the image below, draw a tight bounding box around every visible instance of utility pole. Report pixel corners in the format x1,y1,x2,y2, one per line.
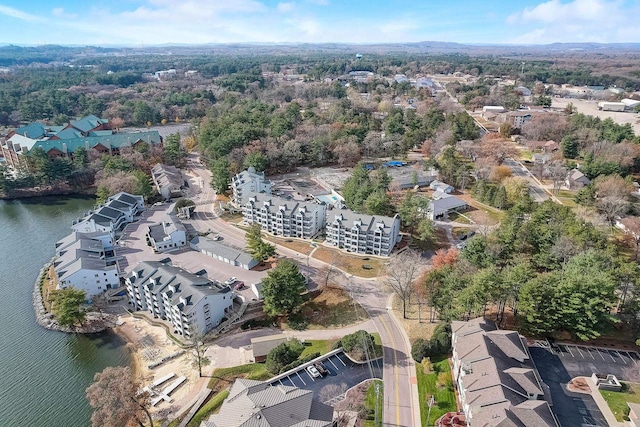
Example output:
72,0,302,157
426,395,435,426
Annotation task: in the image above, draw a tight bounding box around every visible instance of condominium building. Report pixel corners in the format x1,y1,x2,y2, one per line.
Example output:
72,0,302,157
231,167,271,205
53,231,119,296
242,193,326,239
146,214,187,253
72,192,144,234
325,210,401,256
151,163,184,200
451,317,558,427
125,260,234,337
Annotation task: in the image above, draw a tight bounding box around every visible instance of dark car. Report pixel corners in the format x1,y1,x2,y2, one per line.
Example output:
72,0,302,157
234,281,246,291
314,362,329,376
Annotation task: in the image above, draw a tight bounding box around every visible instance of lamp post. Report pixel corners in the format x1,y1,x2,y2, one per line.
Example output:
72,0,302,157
426,395,435,426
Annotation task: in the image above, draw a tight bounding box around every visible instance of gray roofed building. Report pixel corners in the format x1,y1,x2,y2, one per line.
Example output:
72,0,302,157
231,167,272,206
126,260,233,337
190,236,258,270
426,194,468,220
146,214,187,253
325,210,401,257
151,163,184,200
203,378,333,427
451,317,558,427
565,169,590,190
72,192,144,234
429,180,454,194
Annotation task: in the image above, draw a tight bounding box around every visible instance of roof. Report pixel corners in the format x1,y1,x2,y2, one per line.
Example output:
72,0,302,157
567,169,589,183
31,131,161,154
68,115,109,133
109,192,142,206
13,123,46,139
207,379,333,427
152,163,183,190
245,193,325,217
428,195,468,215
328,210,399,234
190,236,257,266
148,214,186,241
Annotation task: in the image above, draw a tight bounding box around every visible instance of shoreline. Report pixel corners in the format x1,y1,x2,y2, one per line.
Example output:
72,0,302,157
1,186,96,201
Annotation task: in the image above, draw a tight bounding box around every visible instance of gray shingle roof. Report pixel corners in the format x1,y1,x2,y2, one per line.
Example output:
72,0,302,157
190,236,257,266
328,209,399,233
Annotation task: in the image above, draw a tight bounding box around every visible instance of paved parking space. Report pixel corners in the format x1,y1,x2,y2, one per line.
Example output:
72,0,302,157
269,351,382,404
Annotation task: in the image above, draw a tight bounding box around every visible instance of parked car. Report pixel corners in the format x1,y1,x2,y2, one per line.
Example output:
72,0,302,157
306,365,322,379
234,281,246,291
224,277,237,285
212,235,221,241
314,362,329,376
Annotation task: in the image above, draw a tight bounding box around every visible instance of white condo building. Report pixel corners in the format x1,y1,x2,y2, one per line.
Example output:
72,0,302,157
242,193,326,239
325,211,401,256
72,192,144,234
125,260,234,337
231,167,272,205
146,214,187,253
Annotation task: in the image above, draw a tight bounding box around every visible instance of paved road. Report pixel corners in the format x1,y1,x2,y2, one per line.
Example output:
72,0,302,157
503,158,551,203
187,157,421,427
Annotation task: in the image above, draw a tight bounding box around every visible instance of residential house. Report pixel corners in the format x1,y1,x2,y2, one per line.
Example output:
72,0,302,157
146,214,187,253
532,153,552,164
251,282,264,300
151,164,184,200
231,167,272,206
54,231,119,296
392,172,436,190
125,260,234,337
190,236,258,270
429,180,455,194
242,193,326,240
565,169,591,189
451,317,558,427
325,210,401,257
202,379,334,427
526,140,559,153
72,192,144,234
250,335,288,362
427,195,468,220
482,106,505,120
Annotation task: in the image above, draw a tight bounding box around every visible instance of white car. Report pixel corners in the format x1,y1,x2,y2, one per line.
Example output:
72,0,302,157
306,365,322,379
224,277,237,285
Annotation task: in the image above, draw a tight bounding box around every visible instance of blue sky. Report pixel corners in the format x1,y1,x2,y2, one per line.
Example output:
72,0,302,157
0,0,638,46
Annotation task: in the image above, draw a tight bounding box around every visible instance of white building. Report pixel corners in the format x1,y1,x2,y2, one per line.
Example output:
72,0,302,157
451,318,558,427
190,236,258,270
151,164,183,200
54,231,119,297
242,193,327,239
146,214,187,253
125,260,234,337
427,195,468,220
231,167,272,205
72,192,144,234
325,211,401,257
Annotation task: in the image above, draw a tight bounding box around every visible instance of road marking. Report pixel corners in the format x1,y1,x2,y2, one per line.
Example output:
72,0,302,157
607,350,616,363
327,357,340,371
335,353,347,366
627,351,638,364
378,314,402,427
615,350,627,364
585,347,595,359
295,371,306,386
565,345,574,357
596,349,606,361
575,346,584,358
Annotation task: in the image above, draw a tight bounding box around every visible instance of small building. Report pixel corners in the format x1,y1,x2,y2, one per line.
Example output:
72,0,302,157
393,173,436,190
598,101,626,112
203,379,334,427
565,169,590,189
621,98,640,110
532,153,552,164
427,195,468,220
231,167,272,206
147,214,187,253
190,236,258,270
250,282,264,300
151,164,184,200
482,106,506,114
250,334,288,362
429,180,454,194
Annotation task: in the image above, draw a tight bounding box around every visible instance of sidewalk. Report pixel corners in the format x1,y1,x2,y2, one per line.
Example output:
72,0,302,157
568,376,627,427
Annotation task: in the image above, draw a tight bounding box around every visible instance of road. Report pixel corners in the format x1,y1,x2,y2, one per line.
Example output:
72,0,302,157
185,156,421,427
503,157,551,203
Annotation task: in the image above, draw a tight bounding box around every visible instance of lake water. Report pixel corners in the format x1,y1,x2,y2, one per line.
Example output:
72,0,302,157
0,196,131,427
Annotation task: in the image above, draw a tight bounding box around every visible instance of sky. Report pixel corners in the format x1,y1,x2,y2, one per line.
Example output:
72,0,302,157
0,0,639,46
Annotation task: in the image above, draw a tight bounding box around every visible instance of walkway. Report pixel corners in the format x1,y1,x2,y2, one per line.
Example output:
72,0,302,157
569,376,626,427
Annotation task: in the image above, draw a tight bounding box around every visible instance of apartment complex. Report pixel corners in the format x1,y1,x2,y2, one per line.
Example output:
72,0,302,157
451,317,558,427
242,192,327,239
146,214,187,253
125,260,234,337
231,166,271,205
325,210,401,256
203,379,333,427
151,163,184,200
72,192,144,234
53,231,119,296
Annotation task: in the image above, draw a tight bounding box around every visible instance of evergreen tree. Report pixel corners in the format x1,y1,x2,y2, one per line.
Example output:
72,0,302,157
261,259,306,317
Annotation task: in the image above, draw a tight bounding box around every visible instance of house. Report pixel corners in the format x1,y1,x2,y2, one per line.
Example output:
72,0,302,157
527,140,559,153
250,335,288,362
427,195,468,220
325,211,401,257
72,192,144,234
565,169,590,189
429,180,454,194
242,193,326,240
125,260,234,337
393,172,437,190
621,98,640,110
54,231,119,297
231,167,272,206
451,317,558,427
202,379,334,427
151,164,184,200
190,236,258,270
146,214,187,253
532,153,552,164
482,106,505,120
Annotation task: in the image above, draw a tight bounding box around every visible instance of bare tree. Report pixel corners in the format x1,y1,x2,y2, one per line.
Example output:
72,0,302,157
620,217,640,261
543,161,568,195
189,333,211,378
86,366,153,427
385,250,425,319
594,175,634,228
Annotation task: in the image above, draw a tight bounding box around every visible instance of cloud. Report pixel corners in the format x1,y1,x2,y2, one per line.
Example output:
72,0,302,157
507,0,615,24
307,0,329,5
52,7,78,18
0,4,41,22
277,2,295,13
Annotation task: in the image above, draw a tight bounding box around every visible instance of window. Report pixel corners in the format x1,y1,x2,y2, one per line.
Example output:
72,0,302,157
95,274,99,278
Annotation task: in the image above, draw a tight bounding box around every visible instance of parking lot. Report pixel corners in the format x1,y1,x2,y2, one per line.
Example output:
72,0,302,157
530,342,640,427
269,351,383,404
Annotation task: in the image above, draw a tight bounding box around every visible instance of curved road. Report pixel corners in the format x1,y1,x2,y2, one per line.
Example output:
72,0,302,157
185,157,421,426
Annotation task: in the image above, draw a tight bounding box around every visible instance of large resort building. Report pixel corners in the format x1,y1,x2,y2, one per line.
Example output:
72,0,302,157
125,260,234,337
242,192,327,240
72,192,144,234
0,115,161,170
325,211,401,256
231,166,271,205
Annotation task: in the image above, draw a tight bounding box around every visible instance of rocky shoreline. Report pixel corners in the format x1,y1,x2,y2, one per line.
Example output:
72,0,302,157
1,185,95,200
32,259,116,334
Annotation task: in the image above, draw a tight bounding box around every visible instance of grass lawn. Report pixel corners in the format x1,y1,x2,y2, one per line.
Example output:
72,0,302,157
186,390,230,427
264,236,315,255
418,228,450,252
312,246,383,278
600,382,640,421
448,212,472,224
207,364,271,392
416,357,458,426
296,286,369,330
519,149,533,161
364,379,384,427
300,339,334,359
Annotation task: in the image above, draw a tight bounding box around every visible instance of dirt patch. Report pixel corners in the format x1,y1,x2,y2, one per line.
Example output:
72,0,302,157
264,236,314,255
312,246,383,278
568,378,591,393
299,286,369,329
390,295,440,343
